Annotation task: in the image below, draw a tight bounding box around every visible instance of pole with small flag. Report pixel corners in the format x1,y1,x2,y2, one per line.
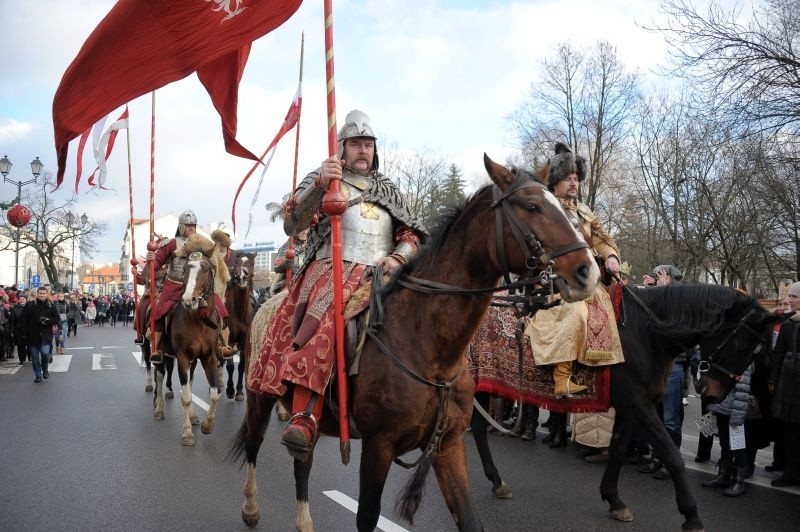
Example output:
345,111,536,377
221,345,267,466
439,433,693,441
147,92,158,357
321,0,350,465
124,104,141,324
285,33,305,288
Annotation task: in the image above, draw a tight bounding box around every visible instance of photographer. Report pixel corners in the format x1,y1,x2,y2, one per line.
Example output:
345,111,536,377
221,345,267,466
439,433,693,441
21,287,60,383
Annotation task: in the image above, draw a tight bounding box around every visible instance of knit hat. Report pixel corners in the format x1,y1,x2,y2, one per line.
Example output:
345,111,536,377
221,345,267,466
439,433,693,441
788,281,800,298
210,228,232,248
653,264,683,281
548,142,586,189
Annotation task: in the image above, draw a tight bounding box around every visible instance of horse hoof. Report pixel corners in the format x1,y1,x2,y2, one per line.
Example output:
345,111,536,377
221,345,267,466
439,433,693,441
226,387,235,399
235,392,245,401
154,412,164,420
610,508,634,522
242,510,260,528
190,416,200,426
181,436,196,446
201,421,213,434
165,390,174,400
145,384,154,393
492,481,512,499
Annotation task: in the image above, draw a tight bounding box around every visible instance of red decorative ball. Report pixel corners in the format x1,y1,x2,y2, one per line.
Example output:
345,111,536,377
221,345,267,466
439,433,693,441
322,190,348,216
130,257,139,267
146,240,159,252
285,247,295,261
7,204,32,228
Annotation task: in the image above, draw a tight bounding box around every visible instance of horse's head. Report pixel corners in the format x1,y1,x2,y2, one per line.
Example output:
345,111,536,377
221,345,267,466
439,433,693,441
483,154,599,302
232,252,256,289
181,251,215,312
694,294,782,402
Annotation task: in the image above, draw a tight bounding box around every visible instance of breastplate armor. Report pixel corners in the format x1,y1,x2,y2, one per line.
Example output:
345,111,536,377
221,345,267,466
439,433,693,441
316,182,394,265
166,237,188,282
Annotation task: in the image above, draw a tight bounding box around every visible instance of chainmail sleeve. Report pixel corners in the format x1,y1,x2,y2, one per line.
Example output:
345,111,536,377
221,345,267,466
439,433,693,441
284,170,325,236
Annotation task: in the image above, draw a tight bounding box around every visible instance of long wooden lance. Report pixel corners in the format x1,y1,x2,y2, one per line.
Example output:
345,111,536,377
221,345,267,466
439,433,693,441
147,91,157,356
285,32,305,288
124,104,140,326
321,0,350,465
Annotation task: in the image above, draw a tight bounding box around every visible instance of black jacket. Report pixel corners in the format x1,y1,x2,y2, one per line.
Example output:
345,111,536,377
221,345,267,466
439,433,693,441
770,318,800,424
21,299,60,346
9,304,26,343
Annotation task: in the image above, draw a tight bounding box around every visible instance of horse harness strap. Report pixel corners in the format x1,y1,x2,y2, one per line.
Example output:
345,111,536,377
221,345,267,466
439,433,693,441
697,308,763,381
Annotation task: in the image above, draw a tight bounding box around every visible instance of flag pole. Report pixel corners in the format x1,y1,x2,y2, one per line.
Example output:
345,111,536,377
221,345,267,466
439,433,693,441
285,32,305,288
124,104,140,329
147,91,158,357
321,0,350,465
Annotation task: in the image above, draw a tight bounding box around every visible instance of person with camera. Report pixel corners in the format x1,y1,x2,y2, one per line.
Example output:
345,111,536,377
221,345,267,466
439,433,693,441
21,287,60,383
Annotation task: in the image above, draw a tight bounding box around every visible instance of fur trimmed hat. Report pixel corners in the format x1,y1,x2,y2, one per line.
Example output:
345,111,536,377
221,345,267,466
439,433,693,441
210,228,232,248
548,142,586,189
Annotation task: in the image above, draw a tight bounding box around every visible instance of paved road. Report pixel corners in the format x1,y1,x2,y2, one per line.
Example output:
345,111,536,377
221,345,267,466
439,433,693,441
1,323,798,531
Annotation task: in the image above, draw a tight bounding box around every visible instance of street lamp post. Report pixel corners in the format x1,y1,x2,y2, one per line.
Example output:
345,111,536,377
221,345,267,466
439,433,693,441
66,212,88,291
0,155,41,287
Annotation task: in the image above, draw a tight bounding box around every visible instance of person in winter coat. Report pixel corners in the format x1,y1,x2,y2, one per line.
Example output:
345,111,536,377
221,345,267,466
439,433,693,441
86,300,97,326
768,281,800,487
701,364,752,497
53,292,68,354
66,294,82,337
21,287,61,383
9,295,28,364
96,297,110,327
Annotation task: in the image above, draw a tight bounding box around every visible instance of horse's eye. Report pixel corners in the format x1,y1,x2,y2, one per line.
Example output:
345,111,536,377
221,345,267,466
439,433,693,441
526,203,539,213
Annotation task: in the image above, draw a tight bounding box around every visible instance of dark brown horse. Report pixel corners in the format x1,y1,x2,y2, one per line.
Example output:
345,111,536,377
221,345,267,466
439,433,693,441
153,235,230,445
224,251,257,401
229,155,601,531
469,284,780,531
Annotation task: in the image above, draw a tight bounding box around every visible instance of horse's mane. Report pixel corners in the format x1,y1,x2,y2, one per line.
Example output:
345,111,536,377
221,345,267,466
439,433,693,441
625,284,756,337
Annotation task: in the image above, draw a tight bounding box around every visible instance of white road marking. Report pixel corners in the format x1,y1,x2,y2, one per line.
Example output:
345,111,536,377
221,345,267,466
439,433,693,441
91,353,117,370
323,490,409,532
0,362,22,375
101,345,125,349
65,346,93,350
132,351,143,366
48,355,73,372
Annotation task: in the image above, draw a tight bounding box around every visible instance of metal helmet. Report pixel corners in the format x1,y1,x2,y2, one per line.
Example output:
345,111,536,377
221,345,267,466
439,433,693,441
178,209,197,225
337,110,379,171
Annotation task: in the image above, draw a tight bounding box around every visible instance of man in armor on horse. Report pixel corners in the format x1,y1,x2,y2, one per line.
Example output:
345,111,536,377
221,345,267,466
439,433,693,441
144,210,232,364
247,110,427,460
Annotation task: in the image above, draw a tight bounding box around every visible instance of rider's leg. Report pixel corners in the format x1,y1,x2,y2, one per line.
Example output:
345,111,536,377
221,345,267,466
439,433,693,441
553,361,588,397
281,385,324,461
218,327,236,360
150,319,164,364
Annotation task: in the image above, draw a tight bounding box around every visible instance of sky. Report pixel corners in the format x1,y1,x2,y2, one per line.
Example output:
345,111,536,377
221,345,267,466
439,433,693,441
0,0,685,265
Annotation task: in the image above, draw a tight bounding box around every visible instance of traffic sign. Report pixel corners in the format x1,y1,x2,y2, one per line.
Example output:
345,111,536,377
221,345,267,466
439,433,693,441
89,283,95,292
30,274,41,288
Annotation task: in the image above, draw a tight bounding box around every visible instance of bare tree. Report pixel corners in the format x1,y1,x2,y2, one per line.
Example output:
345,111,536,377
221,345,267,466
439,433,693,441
0,173,105,287
654,0,800,140
384,145,447,226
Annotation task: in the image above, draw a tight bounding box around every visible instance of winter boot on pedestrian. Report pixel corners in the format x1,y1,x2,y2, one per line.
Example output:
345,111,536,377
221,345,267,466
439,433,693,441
702,458,734,488
542,414,557,443
548,413,568,448
723,467,747,497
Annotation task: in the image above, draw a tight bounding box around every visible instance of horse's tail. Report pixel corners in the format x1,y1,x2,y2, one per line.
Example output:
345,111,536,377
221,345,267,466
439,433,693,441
226,420,249,467
226,393,273,467
394,452,434,526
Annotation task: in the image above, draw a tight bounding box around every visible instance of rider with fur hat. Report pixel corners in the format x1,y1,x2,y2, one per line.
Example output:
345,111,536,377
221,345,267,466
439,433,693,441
247,110,427,461
526,142,624,445
210,225,237,359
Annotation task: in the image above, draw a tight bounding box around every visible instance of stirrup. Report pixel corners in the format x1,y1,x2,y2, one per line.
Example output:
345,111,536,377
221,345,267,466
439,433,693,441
281,412,318,462
150,351,164,364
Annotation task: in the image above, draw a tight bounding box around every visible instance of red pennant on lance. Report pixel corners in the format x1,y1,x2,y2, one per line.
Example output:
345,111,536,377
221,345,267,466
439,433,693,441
231,84,302,234
52,0,304,188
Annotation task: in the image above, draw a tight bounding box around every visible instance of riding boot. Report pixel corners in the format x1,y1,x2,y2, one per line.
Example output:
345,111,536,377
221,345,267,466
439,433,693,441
218,328,236,360
150,330,163,364
702,458,733,488
281,385,323,462
723,467,747,497
548,413,568,448
553,361,587,397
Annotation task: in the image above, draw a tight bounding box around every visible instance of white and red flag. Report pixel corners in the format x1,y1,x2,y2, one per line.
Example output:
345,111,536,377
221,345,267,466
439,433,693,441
232,82,302,237
52,0,304,188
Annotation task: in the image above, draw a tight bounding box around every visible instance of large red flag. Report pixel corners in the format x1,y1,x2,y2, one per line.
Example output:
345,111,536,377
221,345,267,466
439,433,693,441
53,0,303,187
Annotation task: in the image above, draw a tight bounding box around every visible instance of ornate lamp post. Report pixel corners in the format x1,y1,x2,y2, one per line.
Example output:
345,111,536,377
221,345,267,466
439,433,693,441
66,212,88,290
1,155,41,287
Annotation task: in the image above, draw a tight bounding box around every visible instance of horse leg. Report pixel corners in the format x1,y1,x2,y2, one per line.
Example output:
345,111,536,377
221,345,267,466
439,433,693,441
225,358,235,399
233,392,277,527
178,358,196,446
153,362,165,420
356,437,394,532
471,392,511,499
188,359,200,425
632,401,703,531
201,357,222,435
235,359,246,401
142,344,154,393
431,436,484,531
294,454,315,532
165,356,175,400
600,405,635,522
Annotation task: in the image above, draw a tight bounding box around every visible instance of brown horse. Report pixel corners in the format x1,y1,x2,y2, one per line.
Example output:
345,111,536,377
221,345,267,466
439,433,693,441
468,284,779,531
153,235,230,446
224,251,257,401
228,154,600,531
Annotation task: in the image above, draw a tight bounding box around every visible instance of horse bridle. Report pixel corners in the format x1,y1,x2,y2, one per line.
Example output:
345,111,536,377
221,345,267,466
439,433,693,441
397,173,589,306
186,252,216,304
697,307,765,382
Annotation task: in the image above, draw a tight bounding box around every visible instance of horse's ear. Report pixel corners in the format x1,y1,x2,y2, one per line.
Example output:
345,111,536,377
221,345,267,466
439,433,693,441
535,161,550,185
483,153,515,190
